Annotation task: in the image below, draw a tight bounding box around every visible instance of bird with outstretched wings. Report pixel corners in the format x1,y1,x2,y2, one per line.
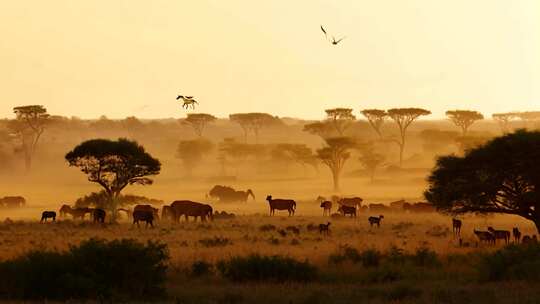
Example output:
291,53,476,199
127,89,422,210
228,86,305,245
320,25,346,46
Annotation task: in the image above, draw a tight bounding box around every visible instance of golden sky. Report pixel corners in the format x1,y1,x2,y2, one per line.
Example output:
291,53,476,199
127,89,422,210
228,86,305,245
1,0,539,120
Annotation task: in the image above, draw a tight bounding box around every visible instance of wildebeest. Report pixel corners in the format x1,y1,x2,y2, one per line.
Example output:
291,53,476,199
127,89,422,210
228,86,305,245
474,229,495,245
266,195,296,216
452,219,462,236
134,205,160,220
132,210,154,228
368,203,391,213
170,200,213,222
368,215,384,227
488,227,511,244
338,205,356,217
92,208,106,223
319,222,331,235
320,201,332,216
512,227,521,243
0,196,26,208
40,211,56,223
403,202,435,213
338,197,363,208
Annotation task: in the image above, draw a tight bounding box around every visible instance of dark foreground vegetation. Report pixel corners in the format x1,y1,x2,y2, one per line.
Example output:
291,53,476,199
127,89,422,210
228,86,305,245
1,240,540,303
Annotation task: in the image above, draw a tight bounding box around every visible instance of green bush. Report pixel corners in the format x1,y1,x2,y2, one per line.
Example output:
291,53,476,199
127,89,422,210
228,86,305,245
479,243,540,281
0,238,169,301
217,254,317,282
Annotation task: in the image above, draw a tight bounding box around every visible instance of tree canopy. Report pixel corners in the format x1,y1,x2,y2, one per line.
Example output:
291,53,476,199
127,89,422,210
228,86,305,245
446,110,484,136
425,130,540,232
302,121,335,139
10,105,50,171
229,113,280,142
387,108,431,166
325,108,356,135
360,109,387,138
492,112,518,134
65,138,161,216
182,113,217,137
317,137,356,191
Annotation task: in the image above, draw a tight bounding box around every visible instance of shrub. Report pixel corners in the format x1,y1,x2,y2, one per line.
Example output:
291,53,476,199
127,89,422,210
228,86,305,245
198,237,232,247
190,260,213,277
479,243,540,281
217,254,317,282
0,238,169,301
360,249,382,267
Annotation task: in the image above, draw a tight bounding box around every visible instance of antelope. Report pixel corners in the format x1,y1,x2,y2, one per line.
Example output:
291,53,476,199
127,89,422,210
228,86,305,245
474,229,495,245
319,222,331,235
368,215,384,228
488,227,511,244
512,227,522,243
320,201,332,216
452,219,462,236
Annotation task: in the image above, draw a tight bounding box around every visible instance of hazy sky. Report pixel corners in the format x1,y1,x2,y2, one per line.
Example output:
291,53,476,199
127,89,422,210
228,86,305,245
1,0,539,120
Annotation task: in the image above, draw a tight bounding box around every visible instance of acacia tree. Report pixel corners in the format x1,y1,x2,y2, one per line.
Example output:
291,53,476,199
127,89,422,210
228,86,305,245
65,138,161,219
229,113,277,143
9,105,50,171
387,108,431,166
425,130,540,233
361,109,387,139
182,113,217,137
446,110,484,136
303,121,334,139
317,137,356,191
325,108,356,135
358,146,385,183
176,139,214,176
492,112,517,134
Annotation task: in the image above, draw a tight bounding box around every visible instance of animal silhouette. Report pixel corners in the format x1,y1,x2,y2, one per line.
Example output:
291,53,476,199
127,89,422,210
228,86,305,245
368,215,384,227
338,205,356,217
474,229,495,245
170,200,213,222
513,227,522,243
176,95,198,109
452,219,462,236
0,196,26,208
319,222,331,235
320,200,332,216
117,208,132,220
266,195,296,216
161,205,174,221
132,210,154,228
40,211,56,223
488,227,510,244
134,205,160,220
320,25,346,45
92,208,106,223
338,197,363,208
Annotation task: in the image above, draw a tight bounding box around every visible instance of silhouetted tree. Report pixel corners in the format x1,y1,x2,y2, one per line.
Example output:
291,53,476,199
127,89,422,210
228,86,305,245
387,108,431,166
8,105,50,171
182,113,217,137
325,108,356,135
358,146,385,183
176,138,214,176
303,121,334,139
317,137,356,191
361,109,387,138
446,110,484,136
65,138,161,219
492,112,518,134
229,113,278,143
425,130,540,233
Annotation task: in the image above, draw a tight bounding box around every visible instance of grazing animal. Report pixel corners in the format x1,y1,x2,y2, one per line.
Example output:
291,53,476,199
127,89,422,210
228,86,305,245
368,215,384,227
92,209,106,223
208,185,255,203
132,210,154,228
488,227,511,244
338,197,363,208
70,207,92,220
170,200,214,222
319,222,331,235
161,205,174,220
320,201,332,216
266,195,296,216
117,208,132,220
338,205,356,217
368,203,391,213
134,205,160,220
474,229,495,245
513,227,522,243
1,196,26,208
40,211,56,223
452,219,462,236
59,204,72,217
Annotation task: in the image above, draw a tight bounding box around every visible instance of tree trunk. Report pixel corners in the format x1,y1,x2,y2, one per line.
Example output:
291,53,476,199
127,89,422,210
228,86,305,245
399,143,404,167
24,150,32,173
332,168,340,192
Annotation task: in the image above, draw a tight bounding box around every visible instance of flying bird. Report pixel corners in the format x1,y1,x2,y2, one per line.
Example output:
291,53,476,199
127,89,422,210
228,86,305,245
320,25,346,45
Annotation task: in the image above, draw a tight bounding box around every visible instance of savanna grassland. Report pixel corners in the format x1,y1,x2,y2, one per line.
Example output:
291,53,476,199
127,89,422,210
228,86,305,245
0,115,539,303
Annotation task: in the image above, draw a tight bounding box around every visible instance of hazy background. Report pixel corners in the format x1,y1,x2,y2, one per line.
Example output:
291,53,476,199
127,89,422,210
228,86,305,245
1,0,539,119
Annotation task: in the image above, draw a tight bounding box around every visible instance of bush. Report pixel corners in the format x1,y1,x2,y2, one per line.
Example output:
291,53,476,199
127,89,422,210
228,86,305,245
479,243,540,281
360,249,382,267
217,254,317,282
0,238,168,301
413,247,440,267
190,260,213,277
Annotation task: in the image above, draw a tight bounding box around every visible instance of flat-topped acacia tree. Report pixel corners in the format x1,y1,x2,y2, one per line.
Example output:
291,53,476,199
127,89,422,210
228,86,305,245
492,112,518,134
182,113,217,137
230,113,278,143
325,108,356,135
387,108,431,166
317,137,356,192
65,138,161,219
425,130,540,233
446,110,484,136
360,109,387,139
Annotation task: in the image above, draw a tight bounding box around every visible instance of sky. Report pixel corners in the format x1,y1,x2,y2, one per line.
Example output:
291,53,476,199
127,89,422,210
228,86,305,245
1,0,539,120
